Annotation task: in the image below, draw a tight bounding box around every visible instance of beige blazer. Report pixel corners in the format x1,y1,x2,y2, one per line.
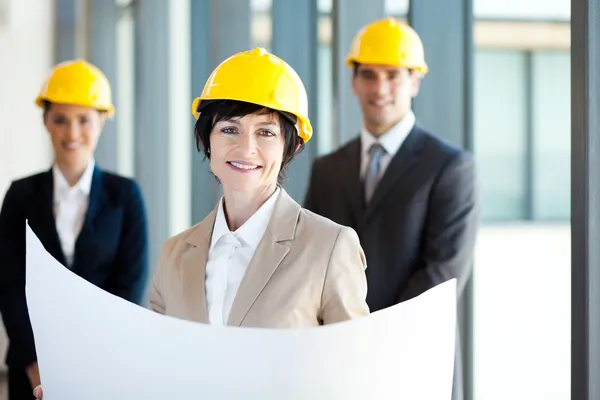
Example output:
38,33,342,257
149,189,369,327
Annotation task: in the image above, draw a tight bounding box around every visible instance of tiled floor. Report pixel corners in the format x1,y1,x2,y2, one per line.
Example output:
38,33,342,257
473,224,570,400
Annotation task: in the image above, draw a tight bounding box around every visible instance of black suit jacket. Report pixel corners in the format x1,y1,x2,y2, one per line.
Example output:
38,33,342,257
0,166,149,370
304,125,480,312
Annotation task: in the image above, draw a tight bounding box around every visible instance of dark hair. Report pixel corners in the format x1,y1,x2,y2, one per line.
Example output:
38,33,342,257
194,99,305,185
42,100,51,119
352,62,414,77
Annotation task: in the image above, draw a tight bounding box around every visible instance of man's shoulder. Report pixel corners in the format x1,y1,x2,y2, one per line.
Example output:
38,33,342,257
313,137,360,169
414,125,472,163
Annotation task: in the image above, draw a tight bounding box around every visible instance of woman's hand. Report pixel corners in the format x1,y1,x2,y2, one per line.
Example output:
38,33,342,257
33,385,43,399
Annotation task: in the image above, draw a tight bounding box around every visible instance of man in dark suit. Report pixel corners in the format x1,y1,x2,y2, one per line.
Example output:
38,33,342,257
0,166,149,399
304,18,479,400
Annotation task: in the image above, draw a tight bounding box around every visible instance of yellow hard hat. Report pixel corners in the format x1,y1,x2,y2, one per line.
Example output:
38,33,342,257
192,48,313,143
35,59,115,117
346,17,428,75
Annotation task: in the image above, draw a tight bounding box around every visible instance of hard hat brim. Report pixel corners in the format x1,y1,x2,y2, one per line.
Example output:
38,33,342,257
345,57,429,75
36,96,115,118
192,96,312,144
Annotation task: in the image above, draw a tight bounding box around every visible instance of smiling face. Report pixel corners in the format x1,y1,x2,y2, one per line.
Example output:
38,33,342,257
351,63,421,137
209,112,285,196
194,100,304,194
44,102,105,170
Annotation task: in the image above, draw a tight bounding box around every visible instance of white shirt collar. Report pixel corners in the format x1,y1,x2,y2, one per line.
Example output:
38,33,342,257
210,187,280,250
360,110,416,157
52,159,95,201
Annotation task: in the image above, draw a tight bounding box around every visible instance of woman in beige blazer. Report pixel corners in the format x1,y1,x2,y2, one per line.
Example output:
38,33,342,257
149,48,370,328
33,48,367,399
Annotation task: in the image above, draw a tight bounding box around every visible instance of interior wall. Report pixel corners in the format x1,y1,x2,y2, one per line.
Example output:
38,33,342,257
0,0,55,371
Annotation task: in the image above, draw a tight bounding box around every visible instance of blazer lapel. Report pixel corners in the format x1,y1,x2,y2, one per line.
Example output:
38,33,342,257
362,126,425,224
71,167,108,271
181,208,216,324
340,138,366,224
36,170,67,265
81,167,107,231
227,189,298,326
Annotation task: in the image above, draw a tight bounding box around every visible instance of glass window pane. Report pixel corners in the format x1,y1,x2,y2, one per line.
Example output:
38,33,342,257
116,1,135,177
385,0,409,15
252,0,271,49
532,51,571,220
317,43,334,155
474,50,528,221
475,0,569,20
318,0,332,13
472,3,571,399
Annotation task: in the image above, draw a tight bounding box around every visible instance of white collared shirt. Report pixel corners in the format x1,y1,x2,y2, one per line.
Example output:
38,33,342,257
52,160,95,267
360,110,416,179
205,188,280,325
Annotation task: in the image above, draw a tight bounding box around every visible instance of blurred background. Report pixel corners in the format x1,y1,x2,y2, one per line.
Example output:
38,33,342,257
0,0,572,399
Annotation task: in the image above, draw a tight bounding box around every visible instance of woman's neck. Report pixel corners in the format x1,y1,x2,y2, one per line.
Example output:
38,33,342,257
57,160,88,187
222,185,277,231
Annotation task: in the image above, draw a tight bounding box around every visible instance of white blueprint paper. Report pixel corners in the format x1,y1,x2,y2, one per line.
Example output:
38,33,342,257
25,224,457,400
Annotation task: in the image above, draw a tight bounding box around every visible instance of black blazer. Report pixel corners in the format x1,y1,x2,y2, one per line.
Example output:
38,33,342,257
304,125,480,312
0,166,149,370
